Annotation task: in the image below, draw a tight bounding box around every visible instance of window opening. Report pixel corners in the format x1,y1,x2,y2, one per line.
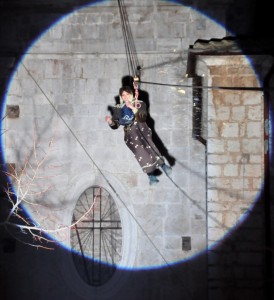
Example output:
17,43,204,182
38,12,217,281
70,186,122,286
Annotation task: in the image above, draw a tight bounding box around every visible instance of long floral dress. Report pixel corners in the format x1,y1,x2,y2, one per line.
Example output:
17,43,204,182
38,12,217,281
108,100,164,174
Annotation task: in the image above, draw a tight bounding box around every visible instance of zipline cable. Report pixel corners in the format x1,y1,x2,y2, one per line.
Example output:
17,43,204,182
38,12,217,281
7,51,266,92
117,0,264,93
139,79,264,91
20,62,194,298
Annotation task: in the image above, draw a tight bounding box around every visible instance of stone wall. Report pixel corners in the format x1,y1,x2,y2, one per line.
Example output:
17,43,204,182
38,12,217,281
2,2,226,299
0,1,272,300
194,53,271,299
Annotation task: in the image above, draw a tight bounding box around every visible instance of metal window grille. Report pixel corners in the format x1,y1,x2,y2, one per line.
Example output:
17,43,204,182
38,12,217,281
70,186,122,286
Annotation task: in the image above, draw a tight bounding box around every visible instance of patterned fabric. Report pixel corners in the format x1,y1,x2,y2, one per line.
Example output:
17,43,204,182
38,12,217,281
109,100,164,174
124,122,164,174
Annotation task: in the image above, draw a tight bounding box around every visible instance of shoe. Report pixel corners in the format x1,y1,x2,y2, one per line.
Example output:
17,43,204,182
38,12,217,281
149,175,159,186
161,163,172,176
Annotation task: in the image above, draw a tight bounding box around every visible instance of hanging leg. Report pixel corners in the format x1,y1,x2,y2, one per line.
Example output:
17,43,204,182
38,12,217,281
161,163,172,176
148,173,159,186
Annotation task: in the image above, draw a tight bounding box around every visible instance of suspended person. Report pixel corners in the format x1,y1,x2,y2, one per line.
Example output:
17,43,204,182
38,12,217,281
105,85,172,186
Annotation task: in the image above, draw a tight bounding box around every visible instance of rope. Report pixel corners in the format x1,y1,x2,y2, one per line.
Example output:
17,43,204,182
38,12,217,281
118,0,263,94
118,0,141,80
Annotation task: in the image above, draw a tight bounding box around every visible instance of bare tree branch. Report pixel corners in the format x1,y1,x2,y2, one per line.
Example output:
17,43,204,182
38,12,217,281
1,135,97,250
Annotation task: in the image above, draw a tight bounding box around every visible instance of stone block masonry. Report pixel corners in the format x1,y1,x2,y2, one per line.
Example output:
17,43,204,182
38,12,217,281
195,53,269,300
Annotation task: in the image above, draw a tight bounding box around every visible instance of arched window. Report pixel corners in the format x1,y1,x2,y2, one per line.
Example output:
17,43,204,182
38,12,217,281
70,186,122,286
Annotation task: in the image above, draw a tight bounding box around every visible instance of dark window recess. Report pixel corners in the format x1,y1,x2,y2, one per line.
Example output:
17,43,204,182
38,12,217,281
182,236,191,251
6,105,20,118
71,186,122,287
192,77,206,145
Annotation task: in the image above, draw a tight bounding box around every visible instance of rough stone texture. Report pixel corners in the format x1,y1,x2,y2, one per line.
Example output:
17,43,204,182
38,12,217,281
194,53,269,300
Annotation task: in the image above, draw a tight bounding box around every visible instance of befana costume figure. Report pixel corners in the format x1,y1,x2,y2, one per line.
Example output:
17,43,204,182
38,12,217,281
105,85,172,185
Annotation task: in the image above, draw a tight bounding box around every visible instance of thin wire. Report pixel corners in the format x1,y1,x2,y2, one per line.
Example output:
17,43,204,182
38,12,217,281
118,0,136,75
139,80,264,91
8,51,265,91
20,62,193,295
118,0,140,77
118,0,131,75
